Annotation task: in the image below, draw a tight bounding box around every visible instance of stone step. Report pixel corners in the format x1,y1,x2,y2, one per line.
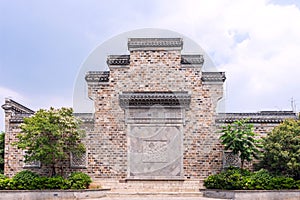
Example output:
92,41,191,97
107,191,204,197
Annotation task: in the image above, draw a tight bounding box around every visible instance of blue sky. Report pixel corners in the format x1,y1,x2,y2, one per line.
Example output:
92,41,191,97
1,0,300,131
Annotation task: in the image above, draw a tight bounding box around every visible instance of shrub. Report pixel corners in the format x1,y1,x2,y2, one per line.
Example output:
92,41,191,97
0,178,11,190
270,176,297,190
204,167,250,190
0,170,92,190
68,172,92,189
0,174,7,179
259,119,300,180
12,170,40,190
296,180,300,189
243,169,274,190
43,176,70,190
204,167,299,190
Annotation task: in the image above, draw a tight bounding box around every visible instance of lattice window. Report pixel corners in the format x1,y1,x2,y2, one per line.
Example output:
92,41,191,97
70,152,87,168
23,150,41,168
223,150,241,168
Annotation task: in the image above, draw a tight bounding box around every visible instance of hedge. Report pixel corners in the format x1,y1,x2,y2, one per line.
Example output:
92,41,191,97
0,170,92,190
204,167,300,190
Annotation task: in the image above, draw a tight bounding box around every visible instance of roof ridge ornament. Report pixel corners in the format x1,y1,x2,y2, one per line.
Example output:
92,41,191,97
1,98,34,114
128,38,183,51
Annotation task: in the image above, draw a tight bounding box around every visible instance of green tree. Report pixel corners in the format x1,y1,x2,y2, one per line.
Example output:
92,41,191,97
259,119,300,179
0,132,4,174
14,107,85,177
219,120,262,169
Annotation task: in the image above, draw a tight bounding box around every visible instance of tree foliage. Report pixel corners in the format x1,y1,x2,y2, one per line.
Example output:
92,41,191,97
14,107,85,176
219,120,262,168
259,119,300,180
0,132,4,174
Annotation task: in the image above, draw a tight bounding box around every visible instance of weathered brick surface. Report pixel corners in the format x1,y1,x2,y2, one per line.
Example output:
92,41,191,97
1,38,297,191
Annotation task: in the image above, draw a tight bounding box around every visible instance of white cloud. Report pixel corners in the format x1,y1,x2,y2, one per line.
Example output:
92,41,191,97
151,0,300,112
0,86,25,102
0,86,27,131
0,86,72,132
1,0,300,118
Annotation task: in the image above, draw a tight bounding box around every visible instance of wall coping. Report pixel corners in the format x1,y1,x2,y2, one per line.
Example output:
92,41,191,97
216,111,297,123
128,38,183,51
85,71,110,83
202,72,226,84
107,55,130,66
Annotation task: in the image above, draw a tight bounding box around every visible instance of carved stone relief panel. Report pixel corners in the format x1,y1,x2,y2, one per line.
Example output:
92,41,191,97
142,140,168,163
128,125,183,178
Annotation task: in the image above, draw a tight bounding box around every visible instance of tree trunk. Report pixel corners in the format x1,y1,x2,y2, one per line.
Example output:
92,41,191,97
241,160,244,169
60,160,64,177
51,163,56,177
51,154,56,177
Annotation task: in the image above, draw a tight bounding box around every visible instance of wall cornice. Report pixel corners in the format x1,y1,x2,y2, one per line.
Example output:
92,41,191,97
202,72,226,84
216,111,297,123
128,38,183,51
119,91,191,109
85,71,110,83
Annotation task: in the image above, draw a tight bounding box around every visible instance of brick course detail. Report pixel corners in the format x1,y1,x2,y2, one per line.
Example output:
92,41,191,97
2,37,297,191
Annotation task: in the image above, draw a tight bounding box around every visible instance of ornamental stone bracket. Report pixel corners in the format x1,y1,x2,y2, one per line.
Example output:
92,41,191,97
202,72,226,84
85,71,110,83
119,91,191,109
107,55,130,69
181,54,204,68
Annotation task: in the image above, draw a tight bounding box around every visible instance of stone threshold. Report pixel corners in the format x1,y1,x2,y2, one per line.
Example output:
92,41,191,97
107,191,203,197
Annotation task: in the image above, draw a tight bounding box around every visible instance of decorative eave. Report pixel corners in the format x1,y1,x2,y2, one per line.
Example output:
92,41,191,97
119,91,191,109
202,72,226,84
9,113,32,123
181,55,204,68
216,111,297,123
107,55,130,66
2,98,34,114
85,71,110,83
128,38,183,51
